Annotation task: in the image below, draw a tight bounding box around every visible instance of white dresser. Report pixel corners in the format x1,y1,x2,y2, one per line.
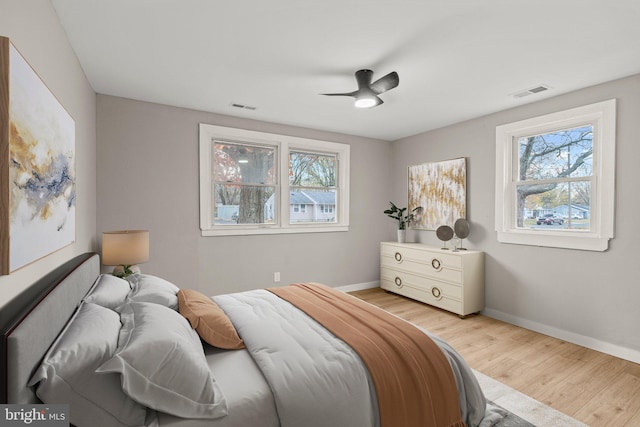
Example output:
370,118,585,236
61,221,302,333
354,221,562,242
380,242,485,317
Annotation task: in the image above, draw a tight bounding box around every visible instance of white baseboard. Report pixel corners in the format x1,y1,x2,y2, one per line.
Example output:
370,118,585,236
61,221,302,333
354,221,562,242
483,308,640,365
336,281,380,293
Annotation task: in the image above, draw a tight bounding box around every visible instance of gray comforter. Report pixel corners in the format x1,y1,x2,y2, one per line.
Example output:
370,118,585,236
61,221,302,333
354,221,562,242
214,289,487,427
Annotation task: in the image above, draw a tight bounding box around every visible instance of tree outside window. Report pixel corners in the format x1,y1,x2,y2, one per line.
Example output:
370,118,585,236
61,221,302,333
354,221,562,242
516,125,592,230
289,151,337,224
213,142,276,225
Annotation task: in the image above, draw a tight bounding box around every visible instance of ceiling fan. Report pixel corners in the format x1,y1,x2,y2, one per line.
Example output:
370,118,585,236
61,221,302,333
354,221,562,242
322,69,399,108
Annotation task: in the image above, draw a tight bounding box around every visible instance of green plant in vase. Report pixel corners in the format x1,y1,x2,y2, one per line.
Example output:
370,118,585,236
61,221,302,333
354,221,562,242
384,202,421,242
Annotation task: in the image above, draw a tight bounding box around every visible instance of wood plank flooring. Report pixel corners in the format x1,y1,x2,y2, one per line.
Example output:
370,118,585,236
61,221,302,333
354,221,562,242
350,288,640,427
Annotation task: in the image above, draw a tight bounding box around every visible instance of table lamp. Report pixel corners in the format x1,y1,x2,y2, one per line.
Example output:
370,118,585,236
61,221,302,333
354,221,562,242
102,230,149,277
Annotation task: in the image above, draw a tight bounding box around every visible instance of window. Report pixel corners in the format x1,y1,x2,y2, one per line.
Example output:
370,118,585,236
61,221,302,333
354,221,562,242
289,150,337,224
320,204,334,214
199,124,350,236
516,125,593,230
212,141,276,225
495,100,616,251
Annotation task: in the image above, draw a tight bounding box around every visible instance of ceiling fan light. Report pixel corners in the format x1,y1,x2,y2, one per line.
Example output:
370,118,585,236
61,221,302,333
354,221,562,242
354,96,377,108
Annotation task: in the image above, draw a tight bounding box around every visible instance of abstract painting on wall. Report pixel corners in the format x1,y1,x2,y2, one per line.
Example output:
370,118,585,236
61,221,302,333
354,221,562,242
408,157,466,230
0,37,75,274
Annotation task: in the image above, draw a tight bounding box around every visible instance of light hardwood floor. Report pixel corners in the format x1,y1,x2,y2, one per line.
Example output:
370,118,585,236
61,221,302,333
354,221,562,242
350,288,640,427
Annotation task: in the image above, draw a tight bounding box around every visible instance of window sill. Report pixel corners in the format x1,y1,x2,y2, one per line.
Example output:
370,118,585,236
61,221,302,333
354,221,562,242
201,225,349,237
496,230,610,251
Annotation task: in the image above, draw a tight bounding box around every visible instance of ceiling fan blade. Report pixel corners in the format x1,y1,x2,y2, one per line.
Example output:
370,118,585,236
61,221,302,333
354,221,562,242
321,90,358,98
354,69,374,90
370,71,399,94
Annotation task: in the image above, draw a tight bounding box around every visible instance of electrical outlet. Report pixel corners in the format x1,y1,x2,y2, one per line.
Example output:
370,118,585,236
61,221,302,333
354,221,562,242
274,272,281,283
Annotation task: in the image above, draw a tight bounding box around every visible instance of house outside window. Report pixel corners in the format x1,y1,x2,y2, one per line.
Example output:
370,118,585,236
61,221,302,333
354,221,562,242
279,191,336,223
199,124,349,236
495,100,616,251
288,150,337,224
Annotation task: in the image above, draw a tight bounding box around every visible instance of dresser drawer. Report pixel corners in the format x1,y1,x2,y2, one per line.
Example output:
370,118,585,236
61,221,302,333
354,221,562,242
380,271,463,315
381,244,462,269
381,268,462,300
381,249,462,284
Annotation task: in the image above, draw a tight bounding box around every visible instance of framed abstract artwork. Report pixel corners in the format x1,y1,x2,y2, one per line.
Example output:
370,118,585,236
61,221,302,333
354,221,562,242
408,157,466,230
0,36,75,274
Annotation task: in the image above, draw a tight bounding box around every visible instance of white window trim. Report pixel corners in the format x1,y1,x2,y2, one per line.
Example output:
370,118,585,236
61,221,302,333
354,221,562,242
199,124,350,236
495,99,616,251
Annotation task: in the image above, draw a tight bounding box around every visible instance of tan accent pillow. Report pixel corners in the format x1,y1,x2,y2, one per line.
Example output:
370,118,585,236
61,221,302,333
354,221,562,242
177,289,245,350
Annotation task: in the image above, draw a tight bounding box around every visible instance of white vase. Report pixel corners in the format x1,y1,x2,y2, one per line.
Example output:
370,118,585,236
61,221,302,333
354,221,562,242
397,229,406,243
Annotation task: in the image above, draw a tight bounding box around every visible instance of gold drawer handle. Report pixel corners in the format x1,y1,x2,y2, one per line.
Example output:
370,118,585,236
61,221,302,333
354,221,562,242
394,252,403,262
432,287,442,298
431,258,442,271
394,276,403,287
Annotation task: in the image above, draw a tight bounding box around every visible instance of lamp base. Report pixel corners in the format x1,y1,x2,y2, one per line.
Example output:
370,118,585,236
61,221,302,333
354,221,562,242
112,264,141,278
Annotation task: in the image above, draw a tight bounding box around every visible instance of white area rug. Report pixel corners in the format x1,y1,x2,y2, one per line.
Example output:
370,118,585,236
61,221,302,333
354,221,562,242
474,370,588,426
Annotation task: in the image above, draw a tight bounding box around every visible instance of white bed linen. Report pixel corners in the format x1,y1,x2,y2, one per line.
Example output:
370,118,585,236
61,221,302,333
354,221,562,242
158,289,490,427
215,290,379,427
157,345,278,427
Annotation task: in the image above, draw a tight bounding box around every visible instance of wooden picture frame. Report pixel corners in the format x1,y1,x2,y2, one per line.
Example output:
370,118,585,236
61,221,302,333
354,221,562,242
0,36,75,275
408,157,466,230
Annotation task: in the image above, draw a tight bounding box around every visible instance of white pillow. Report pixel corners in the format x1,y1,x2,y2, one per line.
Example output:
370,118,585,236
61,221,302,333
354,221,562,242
126,274,179,310
97,301,228,419
83,274,132,310
29,302,151,427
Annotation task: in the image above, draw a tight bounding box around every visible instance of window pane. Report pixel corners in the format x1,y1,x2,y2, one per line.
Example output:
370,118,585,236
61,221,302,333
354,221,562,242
289,189,337,223
517,125,593,181
289,151,336,187
214,142,276,185
516,181,591,230
213,183,275,225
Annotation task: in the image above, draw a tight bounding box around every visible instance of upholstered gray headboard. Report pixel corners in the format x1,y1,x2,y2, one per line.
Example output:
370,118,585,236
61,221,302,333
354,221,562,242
0,252,100,403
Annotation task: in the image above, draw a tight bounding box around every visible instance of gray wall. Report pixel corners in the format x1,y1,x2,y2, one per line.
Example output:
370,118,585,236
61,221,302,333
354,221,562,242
96,95,393,295
393,74,640,361
0,0,97,310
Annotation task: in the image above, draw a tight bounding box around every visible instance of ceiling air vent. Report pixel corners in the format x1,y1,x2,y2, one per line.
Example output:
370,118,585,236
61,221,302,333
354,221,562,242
512,85,552,99
229,102,257,111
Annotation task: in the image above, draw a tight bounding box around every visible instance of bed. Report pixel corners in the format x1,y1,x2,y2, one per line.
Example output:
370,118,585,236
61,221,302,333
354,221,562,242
1,252,495,427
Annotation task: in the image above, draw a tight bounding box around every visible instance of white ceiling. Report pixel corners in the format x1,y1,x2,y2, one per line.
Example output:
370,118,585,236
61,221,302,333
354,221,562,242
51,0,640,141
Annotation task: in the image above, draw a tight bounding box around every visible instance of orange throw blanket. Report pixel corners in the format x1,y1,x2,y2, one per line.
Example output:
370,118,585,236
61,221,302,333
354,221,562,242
269,283,465,427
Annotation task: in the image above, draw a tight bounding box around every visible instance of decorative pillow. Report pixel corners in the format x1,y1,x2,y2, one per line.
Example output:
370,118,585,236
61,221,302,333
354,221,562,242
28,302,150,427
177,289,245,350
125,274,179,310
83,274,132,310
97,301,228,419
